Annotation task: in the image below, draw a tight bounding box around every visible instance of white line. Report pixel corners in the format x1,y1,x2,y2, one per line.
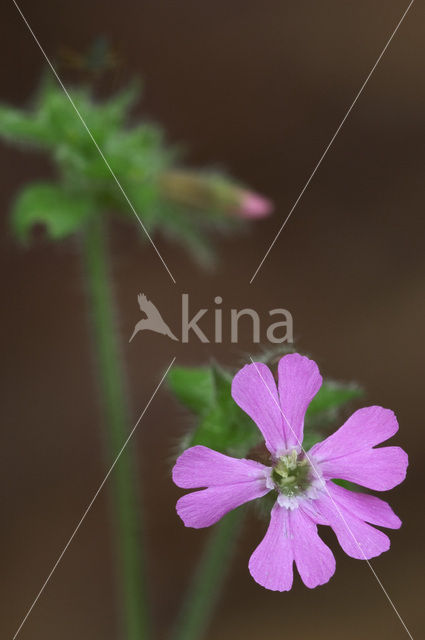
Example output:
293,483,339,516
11,0,177,284
12,357,176,640
250,0,415,284
249,357,413,639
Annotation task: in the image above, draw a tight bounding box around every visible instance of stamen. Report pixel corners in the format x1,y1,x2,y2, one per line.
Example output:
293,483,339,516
271,450,312,498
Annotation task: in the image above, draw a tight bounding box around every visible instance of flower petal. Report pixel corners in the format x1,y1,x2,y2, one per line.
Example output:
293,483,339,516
326,482,401,529
278,354,322,449
314,493,391,559
232,362,285,456
249,503,294,591
310,406,399,460
176,480,270,528
291,507,335,588
317,446,408,491
309,406,408,491
172,445,270,489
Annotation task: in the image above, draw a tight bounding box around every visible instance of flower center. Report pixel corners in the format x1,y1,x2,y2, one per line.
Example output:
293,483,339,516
271,450,312,498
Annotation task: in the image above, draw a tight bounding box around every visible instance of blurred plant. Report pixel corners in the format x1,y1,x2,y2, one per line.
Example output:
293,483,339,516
0,76,272,265
0,70,272,640
167,351,363,640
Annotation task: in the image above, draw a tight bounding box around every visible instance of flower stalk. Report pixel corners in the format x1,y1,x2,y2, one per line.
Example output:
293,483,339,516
82,213,150,640
171,507,245,640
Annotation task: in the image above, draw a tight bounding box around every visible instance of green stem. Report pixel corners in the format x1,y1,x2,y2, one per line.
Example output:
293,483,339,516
171,507,245,640
82,213,150,640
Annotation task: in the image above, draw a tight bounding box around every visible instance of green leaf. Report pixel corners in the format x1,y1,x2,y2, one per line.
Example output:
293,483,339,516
302,430,323,451
11,182,96,242
0,104,51,147
211,365,233,406
168,367,215,414
172,364,261,456
189,404,260,456
100,81,141,128
306,380,363,418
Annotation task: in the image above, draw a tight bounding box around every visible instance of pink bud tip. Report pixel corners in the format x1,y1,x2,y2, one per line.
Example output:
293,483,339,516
238,192,274,219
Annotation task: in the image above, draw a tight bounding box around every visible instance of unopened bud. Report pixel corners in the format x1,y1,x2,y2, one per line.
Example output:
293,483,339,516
159,170,273,219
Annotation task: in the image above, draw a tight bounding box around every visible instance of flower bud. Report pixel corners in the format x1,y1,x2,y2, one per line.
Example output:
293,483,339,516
159,170,273,219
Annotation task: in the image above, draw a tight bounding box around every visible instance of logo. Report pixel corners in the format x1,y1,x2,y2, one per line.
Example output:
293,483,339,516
130,293,293,344
129,294,178,342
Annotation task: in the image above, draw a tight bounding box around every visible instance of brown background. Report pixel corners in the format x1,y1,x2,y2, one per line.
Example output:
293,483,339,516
1,1,424,638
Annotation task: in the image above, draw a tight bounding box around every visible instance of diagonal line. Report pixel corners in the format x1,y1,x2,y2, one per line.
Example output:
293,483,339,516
11,0,177,284
249,357,413,639
12,357,176,640
250,0,415,284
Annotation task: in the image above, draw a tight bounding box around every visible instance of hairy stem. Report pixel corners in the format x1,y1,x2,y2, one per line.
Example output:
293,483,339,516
82,213,150,639
171,507,245,640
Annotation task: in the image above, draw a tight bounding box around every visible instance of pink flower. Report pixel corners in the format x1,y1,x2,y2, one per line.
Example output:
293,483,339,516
172,354,408,591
